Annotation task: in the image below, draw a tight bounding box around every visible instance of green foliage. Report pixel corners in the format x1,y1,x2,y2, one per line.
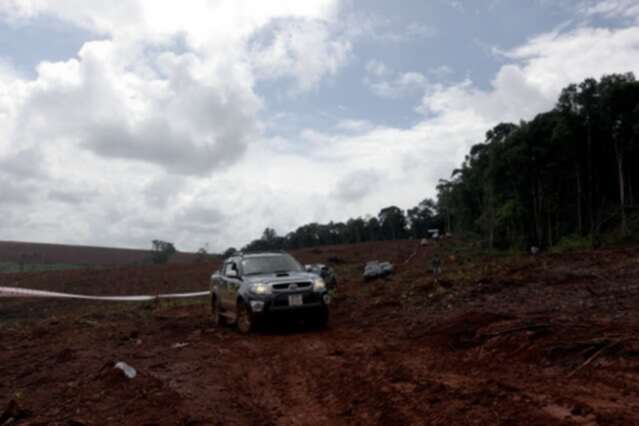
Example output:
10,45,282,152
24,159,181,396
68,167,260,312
222,247,238,258
436,72,639,250
407,199,440,238
237,73,639,253
241,202,436,251
549,234,592,254
151,240,176,264
195,247,211,263
378,206,408,240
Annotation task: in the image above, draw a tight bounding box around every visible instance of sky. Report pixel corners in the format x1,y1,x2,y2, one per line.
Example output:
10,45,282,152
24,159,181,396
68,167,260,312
1,0,639,252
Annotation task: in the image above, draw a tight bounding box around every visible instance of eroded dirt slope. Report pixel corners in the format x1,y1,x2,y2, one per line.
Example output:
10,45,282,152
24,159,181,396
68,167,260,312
1,240,639,425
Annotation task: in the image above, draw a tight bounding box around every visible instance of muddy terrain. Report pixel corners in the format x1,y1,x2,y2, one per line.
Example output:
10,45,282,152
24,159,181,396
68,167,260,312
1,240,639,425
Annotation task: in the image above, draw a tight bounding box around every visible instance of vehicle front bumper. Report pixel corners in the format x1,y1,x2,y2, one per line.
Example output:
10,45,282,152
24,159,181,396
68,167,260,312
247,290,330,316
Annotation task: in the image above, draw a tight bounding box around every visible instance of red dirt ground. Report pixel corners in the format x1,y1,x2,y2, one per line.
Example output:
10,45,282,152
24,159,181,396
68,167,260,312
1,240,639,425
0,240,203,266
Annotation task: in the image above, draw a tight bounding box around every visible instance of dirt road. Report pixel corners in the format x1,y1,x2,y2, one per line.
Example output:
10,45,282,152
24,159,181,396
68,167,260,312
2,241,639,424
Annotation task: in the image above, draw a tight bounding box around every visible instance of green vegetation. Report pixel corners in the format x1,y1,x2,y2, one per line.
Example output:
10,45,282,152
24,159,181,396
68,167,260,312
234,72,639,254
151,240,176,264
549,235,593,254
240,199,441,252
439,73,639,250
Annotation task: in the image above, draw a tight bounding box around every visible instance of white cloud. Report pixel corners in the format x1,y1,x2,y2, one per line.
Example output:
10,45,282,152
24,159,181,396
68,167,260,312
442,0,465,13
0,174,37,205
250,18,352,92
364,60,429,98
336,119,374,132
0,0,351,250
365,59,391,78
0,1,340,44
341,13,437,43
420,26,639,124
2,3,639,253
581,0,639,22
428,65,453,79
375,22,438,43
332,169,384,203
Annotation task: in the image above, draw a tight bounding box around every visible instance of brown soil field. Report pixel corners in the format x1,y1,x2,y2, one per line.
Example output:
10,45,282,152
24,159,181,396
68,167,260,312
1,240,639,425
0,240,204,266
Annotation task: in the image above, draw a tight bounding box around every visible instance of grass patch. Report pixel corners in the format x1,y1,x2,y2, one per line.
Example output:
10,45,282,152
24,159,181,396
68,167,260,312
549,234,592,254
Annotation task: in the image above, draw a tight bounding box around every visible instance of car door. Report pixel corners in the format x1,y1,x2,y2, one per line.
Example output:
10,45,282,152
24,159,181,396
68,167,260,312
219,261,240,309
211,267,225,304
223,261,242,308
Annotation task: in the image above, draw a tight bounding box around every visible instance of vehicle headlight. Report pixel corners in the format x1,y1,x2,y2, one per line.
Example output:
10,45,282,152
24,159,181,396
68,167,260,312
251,283,271,295
313,278,326,291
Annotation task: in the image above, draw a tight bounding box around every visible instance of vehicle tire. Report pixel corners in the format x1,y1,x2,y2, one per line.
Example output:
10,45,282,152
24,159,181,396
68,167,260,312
211,295,226,327
236,301,255,334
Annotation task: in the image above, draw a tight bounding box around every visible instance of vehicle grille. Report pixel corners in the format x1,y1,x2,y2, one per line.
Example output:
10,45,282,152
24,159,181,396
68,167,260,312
272,282,312,291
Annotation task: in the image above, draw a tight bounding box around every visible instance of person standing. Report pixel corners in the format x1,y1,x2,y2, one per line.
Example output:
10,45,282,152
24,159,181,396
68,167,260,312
431,254,442,275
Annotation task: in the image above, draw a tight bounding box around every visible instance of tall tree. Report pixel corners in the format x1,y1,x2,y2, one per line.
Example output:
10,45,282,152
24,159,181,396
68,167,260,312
378,206,407,240
407,198,438,238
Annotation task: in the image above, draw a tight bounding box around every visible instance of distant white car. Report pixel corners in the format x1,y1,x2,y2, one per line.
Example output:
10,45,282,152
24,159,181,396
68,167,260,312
428,229,440,239
363,260,394,281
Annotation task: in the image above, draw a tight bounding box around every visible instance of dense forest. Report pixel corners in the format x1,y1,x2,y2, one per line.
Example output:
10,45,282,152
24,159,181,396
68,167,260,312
231,73,639,256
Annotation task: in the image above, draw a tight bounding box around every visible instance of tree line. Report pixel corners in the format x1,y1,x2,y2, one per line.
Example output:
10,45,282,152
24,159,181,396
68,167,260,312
228,72,639,255
225,200,442,256
438,72,639,249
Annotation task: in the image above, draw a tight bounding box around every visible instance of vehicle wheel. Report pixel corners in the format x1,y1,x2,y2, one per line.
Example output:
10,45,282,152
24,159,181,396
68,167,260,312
211,295,226,327
236,301,254,334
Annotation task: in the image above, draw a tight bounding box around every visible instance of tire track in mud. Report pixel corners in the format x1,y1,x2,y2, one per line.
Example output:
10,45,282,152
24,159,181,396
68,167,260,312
234,332,351,425
270,328,416,425
203,325,419,425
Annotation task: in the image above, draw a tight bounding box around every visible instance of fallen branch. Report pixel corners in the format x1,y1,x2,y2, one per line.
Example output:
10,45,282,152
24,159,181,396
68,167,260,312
548,337,621,351
403,246,420,265
482,324,551,338
567,340,622,378
588,271,623,288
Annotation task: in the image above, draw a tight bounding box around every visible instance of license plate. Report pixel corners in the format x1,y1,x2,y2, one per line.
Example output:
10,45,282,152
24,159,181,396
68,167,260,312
288,294,303,306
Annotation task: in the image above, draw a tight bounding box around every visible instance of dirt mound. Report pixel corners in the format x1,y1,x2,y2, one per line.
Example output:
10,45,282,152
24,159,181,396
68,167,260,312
419,311,515,350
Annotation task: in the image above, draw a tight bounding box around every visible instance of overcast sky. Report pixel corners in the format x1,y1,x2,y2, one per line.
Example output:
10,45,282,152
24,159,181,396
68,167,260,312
1,0,639,252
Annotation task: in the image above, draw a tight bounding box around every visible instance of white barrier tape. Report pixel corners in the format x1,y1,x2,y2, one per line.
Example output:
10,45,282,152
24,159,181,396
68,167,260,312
0,286,209,301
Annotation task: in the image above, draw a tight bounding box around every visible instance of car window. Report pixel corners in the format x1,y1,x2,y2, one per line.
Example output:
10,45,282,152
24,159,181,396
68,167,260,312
241,255,303,275
224,262,237,276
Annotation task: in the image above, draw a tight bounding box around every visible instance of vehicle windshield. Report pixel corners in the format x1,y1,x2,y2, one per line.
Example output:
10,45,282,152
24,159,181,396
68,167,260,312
242,255,304,275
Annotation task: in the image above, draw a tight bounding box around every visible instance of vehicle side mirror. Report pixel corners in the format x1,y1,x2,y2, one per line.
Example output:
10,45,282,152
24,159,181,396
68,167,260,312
227,269,238,278
305,264,312,272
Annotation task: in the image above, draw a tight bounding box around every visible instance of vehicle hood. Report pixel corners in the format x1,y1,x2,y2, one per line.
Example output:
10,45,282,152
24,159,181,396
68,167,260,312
244,272,318,284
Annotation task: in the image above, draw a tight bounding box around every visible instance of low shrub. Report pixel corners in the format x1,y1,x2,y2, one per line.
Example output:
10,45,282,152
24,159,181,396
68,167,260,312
549,234,592,254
